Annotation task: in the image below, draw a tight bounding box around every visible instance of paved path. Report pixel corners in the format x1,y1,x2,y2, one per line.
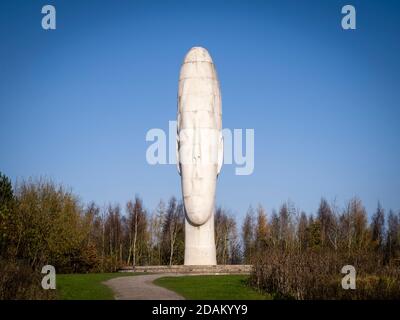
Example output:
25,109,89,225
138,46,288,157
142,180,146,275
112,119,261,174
103,274,185,300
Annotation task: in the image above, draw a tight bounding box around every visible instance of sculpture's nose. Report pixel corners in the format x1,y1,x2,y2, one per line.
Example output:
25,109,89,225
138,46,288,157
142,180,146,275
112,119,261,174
193,143,200,164
192,127,203,177
194,163,202,179
193,145,201,175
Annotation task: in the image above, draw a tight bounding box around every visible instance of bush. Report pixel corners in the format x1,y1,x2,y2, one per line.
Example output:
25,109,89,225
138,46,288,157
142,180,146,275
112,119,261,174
250,248,400,299
0,260,56,300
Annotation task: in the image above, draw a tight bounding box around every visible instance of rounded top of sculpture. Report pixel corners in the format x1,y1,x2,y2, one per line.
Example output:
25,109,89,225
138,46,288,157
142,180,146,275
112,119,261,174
184,47,213,63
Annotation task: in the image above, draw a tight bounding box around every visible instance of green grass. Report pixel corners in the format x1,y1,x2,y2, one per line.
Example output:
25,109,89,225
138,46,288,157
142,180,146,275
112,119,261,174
57,273,138,300
154,275,271,300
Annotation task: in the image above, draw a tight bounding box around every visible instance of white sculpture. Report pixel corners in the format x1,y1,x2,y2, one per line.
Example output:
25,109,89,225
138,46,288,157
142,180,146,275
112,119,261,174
176,47,223,265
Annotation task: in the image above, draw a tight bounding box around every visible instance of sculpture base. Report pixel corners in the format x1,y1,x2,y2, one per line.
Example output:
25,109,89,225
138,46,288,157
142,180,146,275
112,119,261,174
119,265,252,275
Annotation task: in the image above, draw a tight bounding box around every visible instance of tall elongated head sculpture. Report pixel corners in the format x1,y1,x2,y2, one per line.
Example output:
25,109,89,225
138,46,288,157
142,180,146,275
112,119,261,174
176,47,223,265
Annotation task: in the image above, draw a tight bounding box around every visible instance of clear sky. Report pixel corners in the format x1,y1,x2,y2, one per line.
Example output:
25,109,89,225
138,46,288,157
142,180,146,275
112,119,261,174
1,0,399,222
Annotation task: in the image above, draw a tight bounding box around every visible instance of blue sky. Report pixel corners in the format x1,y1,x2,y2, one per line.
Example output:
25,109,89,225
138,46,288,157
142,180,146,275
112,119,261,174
1,0,399,222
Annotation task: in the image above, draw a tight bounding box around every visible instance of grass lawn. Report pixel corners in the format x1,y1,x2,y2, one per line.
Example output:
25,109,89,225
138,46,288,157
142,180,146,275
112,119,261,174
154,275,271,300
57,273,139,300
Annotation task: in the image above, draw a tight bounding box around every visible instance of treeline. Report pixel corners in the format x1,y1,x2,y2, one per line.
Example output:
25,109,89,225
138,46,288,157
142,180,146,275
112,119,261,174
243,199,400,299
0,173,241,276
1,171,400,299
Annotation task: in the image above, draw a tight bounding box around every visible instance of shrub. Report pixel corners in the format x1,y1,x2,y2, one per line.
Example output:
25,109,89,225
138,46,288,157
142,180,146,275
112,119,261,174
0,260,56,300
250,248,400,299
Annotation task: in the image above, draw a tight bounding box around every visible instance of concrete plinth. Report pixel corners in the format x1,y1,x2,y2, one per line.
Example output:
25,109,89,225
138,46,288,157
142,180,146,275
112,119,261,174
119,265,252,275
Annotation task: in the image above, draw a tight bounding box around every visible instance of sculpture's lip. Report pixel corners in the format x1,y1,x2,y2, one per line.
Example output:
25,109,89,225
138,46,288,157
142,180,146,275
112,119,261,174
183,46,213,63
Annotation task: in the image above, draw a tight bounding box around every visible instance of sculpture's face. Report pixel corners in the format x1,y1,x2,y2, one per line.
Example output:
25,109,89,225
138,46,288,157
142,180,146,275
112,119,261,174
179,127,219,226
177,47,223,227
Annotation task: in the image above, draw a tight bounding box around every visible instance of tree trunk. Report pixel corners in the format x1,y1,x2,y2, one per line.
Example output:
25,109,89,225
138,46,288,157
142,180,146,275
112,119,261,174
133,212,138,267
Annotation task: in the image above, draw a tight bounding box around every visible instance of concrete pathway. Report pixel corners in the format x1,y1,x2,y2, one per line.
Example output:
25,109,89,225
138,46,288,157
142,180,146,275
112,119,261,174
103,274,185,300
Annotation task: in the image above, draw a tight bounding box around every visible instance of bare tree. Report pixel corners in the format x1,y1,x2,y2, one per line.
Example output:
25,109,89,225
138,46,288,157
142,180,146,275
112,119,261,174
215,208,239,264
242,206,255,263
371,202,385,250
386,210,400,259
255,205,268,252
162,197,184,266
297,211,308,251
126,196,147,267
153,200,166,265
